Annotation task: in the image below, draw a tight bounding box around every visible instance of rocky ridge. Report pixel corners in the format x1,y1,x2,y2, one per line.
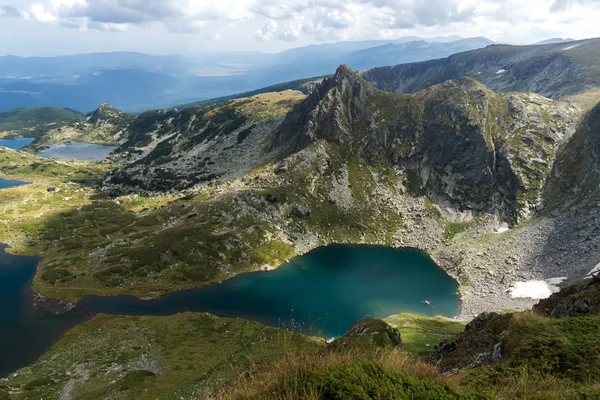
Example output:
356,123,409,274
25,104,135,152
104,91,306,193
108,66,580,225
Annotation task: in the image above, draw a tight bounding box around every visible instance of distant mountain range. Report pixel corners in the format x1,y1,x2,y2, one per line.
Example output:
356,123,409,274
0,36,494,113
360,38,600,100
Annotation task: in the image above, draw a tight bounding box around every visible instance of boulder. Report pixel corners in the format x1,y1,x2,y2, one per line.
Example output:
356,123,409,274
293,206,311,218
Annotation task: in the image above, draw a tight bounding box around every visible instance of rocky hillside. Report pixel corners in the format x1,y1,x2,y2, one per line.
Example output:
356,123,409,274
104,90,306,192
26,104,135,152
543,101,600,211
432,278,600,378
360,38,600,100
107,65,579,224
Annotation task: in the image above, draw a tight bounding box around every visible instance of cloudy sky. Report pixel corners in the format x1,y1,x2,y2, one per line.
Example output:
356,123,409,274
0,0,599,56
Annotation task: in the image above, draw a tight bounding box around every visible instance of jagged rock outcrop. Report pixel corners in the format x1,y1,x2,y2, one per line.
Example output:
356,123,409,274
360,38,600,99
432,312,511,371
433,279,600,373
273,65,578,223
534,278,600,317
271,64,376,152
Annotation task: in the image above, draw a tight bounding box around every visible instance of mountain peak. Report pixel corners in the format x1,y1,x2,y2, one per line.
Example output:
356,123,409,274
271,64,376,152
333,64,354,80
85,104,134,128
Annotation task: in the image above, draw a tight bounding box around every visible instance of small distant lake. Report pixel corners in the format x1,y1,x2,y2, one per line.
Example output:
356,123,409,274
0,138,34,150
38,143,117,161
0,244,460,377
0,178,26,189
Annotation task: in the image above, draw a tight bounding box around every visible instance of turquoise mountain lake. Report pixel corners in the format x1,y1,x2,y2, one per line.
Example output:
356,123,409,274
0,138,34,149
38,143,117,161
0,178,26,189
0,244,460,377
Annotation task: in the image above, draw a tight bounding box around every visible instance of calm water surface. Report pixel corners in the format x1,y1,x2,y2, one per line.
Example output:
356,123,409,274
38,143,117,161
0,178,26,189
0,244,460,377
0,138,34,150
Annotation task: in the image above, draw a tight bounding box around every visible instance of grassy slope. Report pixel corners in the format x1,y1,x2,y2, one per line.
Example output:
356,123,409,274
0,108,82,139
385,313,466,355
0,138,417,302
176,76,327,109
0,148,108,252
3,310,600,399
217,312,600,399
459,313,600,399
1,313,322,400
34,142,412,300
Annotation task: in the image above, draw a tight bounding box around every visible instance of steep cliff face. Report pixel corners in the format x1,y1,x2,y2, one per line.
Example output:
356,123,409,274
271,65,376,152
543,102,600,211
360,38,600,99
273,66,579,223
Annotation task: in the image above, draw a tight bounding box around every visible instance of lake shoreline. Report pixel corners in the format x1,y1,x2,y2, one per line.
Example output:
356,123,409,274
0,243,461,377
6,234,540,323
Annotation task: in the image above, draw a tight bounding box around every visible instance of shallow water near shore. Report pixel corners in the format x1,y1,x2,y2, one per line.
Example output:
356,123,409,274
0,244,460,377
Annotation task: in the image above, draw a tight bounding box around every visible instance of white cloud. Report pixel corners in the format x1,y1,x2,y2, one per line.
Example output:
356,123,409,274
2,0,600,46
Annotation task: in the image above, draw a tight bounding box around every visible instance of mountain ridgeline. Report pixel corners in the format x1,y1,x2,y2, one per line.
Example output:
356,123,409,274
360,38,600,99
4,39,600,328
105,65,579,225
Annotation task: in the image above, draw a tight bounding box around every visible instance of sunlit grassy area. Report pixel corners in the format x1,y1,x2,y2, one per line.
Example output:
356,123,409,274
233,90,307,122
0,147,108,255
385,313,466,355
564,89,600,111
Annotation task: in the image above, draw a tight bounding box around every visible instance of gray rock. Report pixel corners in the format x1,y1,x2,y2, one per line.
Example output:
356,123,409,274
293,206,311,218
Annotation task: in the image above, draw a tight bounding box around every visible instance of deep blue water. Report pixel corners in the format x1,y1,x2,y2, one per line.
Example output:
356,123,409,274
0,138,34,150
0,244,460,377
0,178,26,189
38,143,117,161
